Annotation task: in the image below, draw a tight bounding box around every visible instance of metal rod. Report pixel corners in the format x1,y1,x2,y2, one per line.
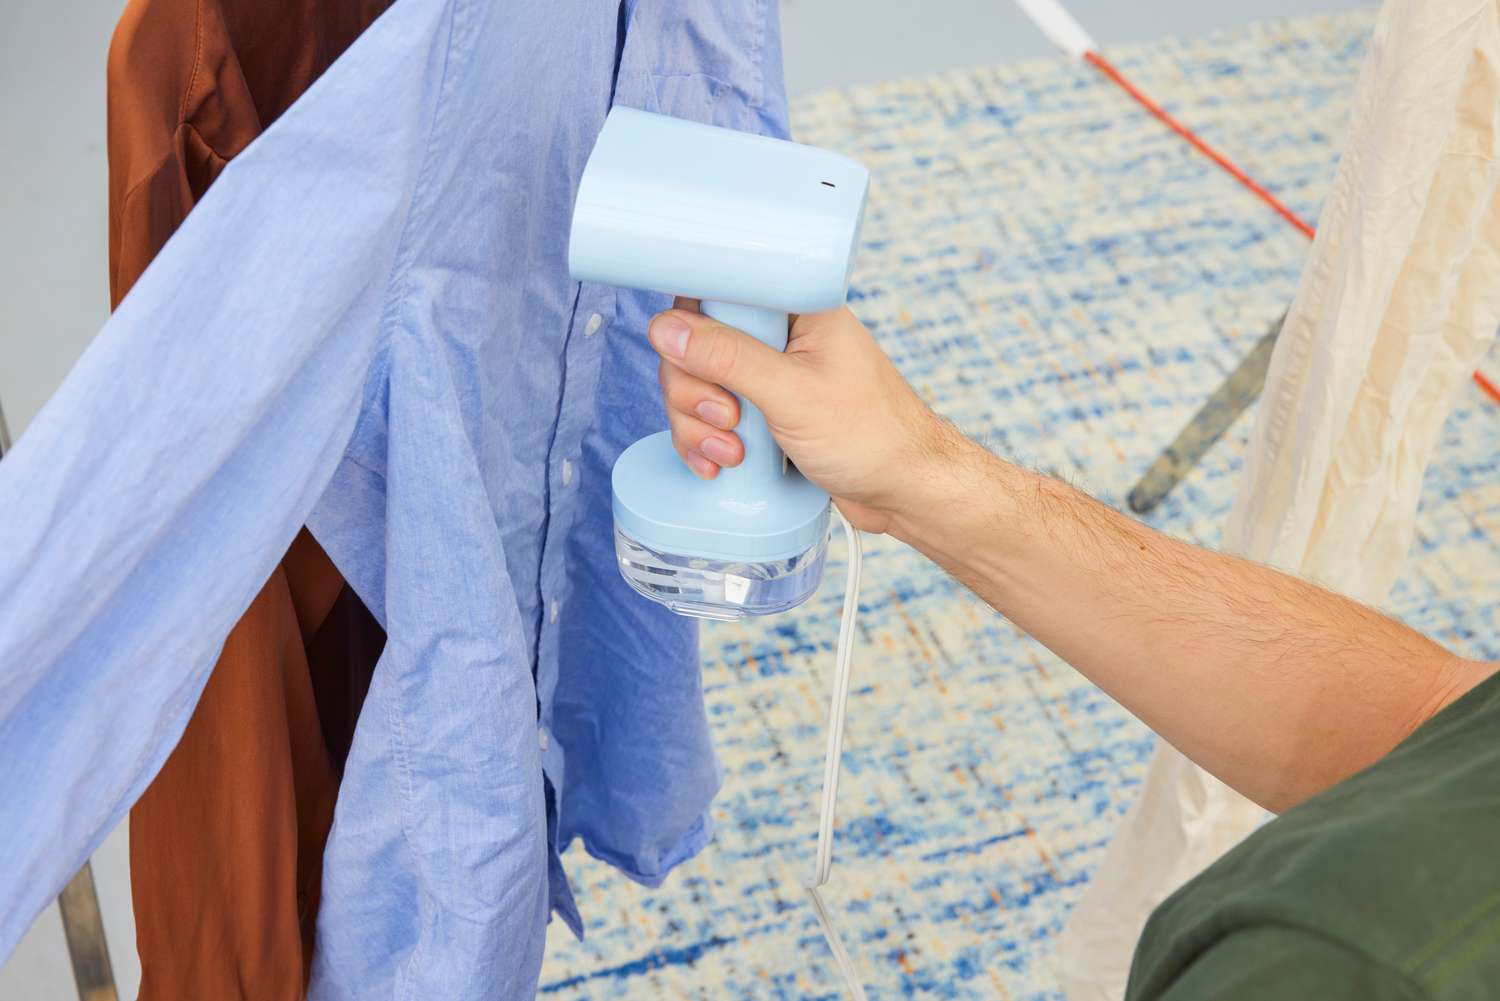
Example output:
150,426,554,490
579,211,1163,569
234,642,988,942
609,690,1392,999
56,861,119,1001
1127,311,1285,515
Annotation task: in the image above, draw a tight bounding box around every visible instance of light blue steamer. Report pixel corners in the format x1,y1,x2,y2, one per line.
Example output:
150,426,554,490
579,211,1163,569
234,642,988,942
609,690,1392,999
568,107,870,619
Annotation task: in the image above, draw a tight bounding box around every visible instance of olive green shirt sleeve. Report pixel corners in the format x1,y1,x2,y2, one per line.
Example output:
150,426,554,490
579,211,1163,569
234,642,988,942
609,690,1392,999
1155,928,1426,1001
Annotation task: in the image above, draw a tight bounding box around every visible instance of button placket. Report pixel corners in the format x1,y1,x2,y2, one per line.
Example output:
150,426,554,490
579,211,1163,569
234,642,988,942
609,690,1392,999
535,292,614,735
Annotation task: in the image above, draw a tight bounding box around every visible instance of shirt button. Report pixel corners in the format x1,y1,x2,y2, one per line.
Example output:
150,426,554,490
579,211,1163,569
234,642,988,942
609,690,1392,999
538,728,549,751
562,459,574,486
549,599,559,623
584,312,603,336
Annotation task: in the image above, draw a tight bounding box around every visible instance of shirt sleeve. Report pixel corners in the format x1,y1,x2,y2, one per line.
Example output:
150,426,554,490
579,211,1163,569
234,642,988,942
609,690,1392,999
1152,927,1427,1001
0,0,451,959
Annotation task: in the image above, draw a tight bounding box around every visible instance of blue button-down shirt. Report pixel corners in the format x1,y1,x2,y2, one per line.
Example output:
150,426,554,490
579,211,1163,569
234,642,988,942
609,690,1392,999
0,0,788,995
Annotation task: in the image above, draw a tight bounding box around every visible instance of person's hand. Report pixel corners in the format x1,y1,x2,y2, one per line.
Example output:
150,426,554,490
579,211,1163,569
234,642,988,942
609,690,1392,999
647,298,956,534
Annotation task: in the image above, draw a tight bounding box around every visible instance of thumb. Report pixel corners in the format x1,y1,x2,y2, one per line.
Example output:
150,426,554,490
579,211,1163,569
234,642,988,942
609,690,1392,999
648,308,797,412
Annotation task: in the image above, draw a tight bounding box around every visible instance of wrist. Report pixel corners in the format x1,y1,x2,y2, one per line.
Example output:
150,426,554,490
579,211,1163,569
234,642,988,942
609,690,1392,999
885,419,1014,551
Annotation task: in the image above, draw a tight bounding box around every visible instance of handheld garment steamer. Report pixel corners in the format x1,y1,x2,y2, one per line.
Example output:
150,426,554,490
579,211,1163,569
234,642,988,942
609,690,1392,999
569,108,873,998
569,107,869,620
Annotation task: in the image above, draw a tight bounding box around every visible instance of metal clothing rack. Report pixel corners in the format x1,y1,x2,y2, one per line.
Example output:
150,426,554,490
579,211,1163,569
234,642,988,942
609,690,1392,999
1126,311,1283,514
0,393,119,1001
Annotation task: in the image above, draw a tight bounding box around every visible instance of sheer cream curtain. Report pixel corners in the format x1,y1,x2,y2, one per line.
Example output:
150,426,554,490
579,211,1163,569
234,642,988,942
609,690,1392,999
1056,0,1500,995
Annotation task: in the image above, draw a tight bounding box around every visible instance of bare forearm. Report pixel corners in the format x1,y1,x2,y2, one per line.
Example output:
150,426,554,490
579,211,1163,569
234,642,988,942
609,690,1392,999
892,430,1494,812
642,302,1495,808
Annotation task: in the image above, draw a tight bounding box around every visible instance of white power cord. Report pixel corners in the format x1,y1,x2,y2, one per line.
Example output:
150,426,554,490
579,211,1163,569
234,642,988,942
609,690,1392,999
804,510,867,1000
806,882,868,1001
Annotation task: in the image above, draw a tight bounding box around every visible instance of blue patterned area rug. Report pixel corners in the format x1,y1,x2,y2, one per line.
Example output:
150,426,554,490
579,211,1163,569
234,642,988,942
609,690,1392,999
540,10,1500,998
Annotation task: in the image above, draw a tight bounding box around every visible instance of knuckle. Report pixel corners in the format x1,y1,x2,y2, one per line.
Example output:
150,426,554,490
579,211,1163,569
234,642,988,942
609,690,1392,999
671,380,705,417
697,327,742,382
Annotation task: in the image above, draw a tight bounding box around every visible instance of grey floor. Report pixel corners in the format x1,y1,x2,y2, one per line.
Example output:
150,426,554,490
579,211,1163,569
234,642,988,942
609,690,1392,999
0,0,1370,997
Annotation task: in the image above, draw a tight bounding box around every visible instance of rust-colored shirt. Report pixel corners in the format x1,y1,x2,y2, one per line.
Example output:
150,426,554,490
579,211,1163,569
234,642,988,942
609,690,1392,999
109,0,387,305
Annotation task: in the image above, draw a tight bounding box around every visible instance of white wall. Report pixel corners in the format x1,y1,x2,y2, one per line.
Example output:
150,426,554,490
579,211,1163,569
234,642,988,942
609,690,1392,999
0,0,1370,997
0,1,119,436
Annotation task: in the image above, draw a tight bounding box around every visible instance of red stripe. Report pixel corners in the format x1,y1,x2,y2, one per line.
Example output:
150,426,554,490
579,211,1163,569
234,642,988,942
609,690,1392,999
1084,51,1316,239
1475,370,1500,405
1084,49,1497,405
